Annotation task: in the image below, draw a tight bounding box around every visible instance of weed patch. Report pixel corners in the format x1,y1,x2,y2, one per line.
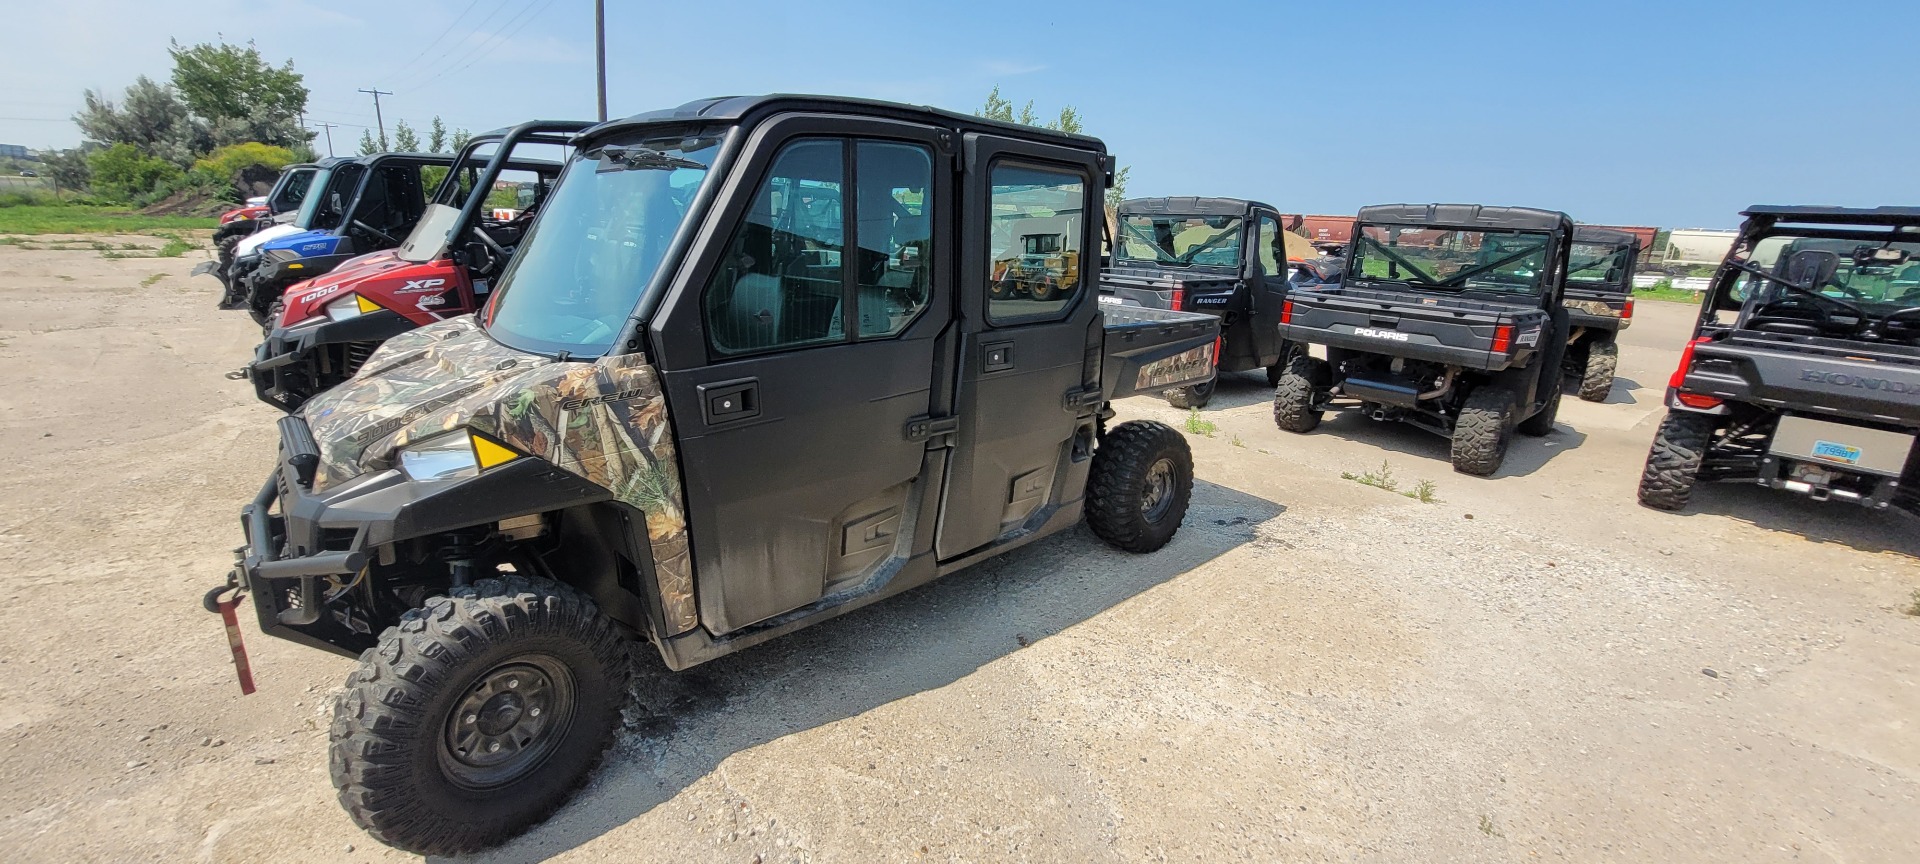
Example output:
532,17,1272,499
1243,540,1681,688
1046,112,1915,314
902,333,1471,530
140,273,168,288
1183,409,1217,438
1342,461,1441,503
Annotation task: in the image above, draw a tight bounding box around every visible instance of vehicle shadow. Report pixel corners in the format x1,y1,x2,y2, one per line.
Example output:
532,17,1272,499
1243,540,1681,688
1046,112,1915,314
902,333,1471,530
1299,411,1588,479
1194,369,1275,411
456,479,1286,863
1559,373,1644,405
1681,482,1920,558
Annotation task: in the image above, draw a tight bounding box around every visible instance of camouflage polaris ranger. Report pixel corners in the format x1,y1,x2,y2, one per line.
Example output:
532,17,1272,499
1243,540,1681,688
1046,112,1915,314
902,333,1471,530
212,95,1218,855
1562,226,1640,402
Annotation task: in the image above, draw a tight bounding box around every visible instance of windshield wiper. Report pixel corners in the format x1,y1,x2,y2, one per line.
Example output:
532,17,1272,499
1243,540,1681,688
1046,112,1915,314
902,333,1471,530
1175,224,1241,264
1724,258,1866,319
1118,220,1182,265
599,145,705,171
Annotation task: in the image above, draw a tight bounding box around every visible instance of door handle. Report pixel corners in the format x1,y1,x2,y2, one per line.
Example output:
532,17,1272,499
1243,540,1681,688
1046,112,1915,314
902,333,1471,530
699,378,760,425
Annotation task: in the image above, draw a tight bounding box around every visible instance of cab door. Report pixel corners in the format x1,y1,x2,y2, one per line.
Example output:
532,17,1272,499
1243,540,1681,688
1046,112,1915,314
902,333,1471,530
653,116,952,634
936,133,1105,560
1248,209,1291,366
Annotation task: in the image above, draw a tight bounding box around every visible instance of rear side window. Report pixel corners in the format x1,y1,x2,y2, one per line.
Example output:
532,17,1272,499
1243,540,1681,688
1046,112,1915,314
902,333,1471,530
854,140,933,337
703,138,847,355
1258,215,1283,276
986,163,1086,323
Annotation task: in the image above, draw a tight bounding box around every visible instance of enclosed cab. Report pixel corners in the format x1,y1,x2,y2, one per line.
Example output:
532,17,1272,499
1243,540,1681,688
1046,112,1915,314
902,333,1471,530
214,95,1217,856
228,151,457,324
1563,226,1640,401
1101,197,1297,407
247,121,584,411
1639,206,1920,514
1272,204,1575,475
200,164,318,305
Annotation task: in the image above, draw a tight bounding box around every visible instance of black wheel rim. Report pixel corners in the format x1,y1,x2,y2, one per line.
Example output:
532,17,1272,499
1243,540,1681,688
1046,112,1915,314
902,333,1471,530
438,655,577,791
1141,457,1177,523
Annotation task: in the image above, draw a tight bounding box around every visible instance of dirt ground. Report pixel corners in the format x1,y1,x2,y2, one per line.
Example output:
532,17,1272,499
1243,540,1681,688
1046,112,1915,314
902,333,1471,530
0,237,1915,863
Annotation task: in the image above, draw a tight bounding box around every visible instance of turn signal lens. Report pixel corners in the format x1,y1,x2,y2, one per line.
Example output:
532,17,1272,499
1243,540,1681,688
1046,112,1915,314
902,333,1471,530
1669,336,1710,389
1623,298,1635,319
1170,286,1185,311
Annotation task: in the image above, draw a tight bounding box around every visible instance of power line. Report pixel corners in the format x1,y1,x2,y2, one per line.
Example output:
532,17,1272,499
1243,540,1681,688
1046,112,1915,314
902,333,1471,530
406,0,553,94
389,0,516,93
311,121,339,157
375,0,484,86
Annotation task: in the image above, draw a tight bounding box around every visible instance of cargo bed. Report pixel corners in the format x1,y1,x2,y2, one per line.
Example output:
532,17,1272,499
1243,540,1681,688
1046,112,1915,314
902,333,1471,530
1099,301,1221,399
1280,284,1548,372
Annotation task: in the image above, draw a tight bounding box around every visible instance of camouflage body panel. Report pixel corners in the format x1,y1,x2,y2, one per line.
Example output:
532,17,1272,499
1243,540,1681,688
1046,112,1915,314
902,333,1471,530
301,315,698,634
1135,343,1215,392
1563,297,1632,330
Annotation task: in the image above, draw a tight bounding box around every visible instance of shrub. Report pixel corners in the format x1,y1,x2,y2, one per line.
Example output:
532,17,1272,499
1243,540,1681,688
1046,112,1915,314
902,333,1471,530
191,142,297,181
87,143,182,203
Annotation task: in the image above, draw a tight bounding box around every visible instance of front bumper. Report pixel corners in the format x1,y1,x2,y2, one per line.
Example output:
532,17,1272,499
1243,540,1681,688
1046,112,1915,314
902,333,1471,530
248,310,409,411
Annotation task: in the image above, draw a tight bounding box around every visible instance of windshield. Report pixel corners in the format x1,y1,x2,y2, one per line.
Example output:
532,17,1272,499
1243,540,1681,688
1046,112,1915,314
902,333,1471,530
290,166,335,229
1568,241,1633,286
273,169,314,214
396,203,462,263
1732,233,1920,314
1351,223,1552,294
1115,214,1243,267
482,130,726,356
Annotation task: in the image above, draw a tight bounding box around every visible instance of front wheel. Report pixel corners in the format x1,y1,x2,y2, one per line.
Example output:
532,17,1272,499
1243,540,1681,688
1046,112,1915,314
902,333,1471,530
329,576,631,856
1638,411,1717,511
1451,384,1516,476
1087,420,1194,553
1578,339,1619,402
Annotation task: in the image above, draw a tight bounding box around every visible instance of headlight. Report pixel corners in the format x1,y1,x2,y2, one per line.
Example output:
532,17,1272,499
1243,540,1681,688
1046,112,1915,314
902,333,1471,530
325,293,383,323
397,431,521,484
399,432,480,483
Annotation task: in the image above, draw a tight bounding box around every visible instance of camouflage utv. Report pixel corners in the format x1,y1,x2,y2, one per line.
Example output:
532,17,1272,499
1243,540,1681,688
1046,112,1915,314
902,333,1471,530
211,95,1219,856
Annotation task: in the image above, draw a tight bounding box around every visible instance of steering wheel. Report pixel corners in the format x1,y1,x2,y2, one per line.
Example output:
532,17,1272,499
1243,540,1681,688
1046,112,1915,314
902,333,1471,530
352,220,398,245
1748,294,1834,335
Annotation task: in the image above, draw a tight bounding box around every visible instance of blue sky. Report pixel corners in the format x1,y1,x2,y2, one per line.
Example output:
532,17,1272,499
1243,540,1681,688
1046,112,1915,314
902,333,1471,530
1,0,1914,228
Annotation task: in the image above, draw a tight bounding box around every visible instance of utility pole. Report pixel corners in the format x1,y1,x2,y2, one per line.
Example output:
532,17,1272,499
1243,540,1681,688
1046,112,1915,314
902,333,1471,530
358,88,393,149
313,121,338,157
595,0,608,122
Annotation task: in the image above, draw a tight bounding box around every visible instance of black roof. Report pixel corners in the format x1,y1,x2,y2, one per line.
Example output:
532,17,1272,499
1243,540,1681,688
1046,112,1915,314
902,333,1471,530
1119,196,1276,217
315,152,457,169
583,94,1105,154
1573,225,1639,247
1357,203,1571,233
1743,205,1920,225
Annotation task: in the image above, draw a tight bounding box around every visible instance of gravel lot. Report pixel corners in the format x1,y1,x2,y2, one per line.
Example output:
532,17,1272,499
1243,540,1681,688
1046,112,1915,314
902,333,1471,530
0,238,1915,863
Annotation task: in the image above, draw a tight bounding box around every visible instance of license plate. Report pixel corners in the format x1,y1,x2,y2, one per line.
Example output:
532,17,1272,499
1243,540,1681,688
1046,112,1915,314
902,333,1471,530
1809,440,1862,465
1771,415,1915,476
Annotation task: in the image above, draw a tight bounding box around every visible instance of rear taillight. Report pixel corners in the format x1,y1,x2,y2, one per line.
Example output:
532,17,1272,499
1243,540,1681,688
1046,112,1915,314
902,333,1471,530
1170,287,1185,311
1281,299,1294,324
1623,298,1635,320
1669,336,1710,390
1676,392,1724,410
1491,324,1514,353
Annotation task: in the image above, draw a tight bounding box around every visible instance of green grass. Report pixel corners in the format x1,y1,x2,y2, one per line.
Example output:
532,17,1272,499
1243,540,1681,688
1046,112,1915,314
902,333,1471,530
1342,461,1440,503
1903,588,1920,617
0,204,217,235
1183,409,1218,438
139,273,167,288
1634,279,1702,304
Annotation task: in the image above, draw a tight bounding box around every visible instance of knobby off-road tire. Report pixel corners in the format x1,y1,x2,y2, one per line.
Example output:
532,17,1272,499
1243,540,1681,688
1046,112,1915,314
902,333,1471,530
1087,420,1194,553
1164,377,1216,409
1517,375,1562,437
1578,339,1619,403
1265,362,1285,388
1638,411,1718,511
1451,384,1517,476
329,576,631,856
1272,354,1330,433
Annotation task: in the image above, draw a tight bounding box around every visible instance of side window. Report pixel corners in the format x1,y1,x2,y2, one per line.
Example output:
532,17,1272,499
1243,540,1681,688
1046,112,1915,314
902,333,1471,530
1258,215,1283,276
987,162,1086,323
703,139,846,356
854,141,933,337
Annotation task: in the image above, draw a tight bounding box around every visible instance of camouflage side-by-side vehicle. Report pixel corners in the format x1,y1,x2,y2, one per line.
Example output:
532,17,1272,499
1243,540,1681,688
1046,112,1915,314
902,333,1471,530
212,95,1218,855
1562,226,1640,401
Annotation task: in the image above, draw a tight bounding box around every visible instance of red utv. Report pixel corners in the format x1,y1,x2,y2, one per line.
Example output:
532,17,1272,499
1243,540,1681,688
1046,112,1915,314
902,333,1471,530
246,121,586,411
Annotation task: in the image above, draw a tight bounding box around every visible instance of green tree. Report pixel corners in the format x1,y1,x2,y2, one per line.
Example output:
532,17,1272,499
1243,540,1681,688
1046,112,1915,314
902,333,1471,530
168,39,310,149
74,76,208,166
88,143,183,202
979,85,1015,122
358,128,381,156
427,116,449,153
1105,165,1131,214
41,147,95,194
450,127,473,152
1051,106,1083,135
392,119,420,152
1016,100,1039,127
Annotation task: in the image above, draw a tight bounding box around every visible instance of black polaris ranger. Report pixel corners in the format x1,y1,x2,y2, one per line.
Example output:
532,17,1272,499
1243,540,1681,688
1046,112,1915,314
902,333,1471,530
1271,204,1574,475
1102,197,1296,407
1563,226,1640,401
199,163,317,305
1639,206,1920,514
211,95,1218,855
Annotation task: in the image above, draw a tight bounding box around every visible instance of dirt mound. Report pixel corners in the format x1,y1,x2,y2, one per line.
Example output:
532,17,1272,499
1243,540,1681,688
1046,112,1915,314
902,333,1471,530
140,188,232,218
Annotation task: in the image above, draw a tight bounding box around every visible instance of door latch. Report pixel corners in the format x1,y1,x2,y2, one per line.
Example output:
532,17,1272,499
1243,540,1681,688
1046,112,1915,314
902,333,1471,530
904,414,959,448
1062,386,1104,413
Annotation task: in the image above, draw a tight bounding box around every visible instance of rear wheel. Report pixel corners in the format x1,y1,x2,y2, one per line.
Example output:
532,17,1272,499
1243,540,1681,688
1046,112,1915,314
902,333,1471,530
1164,377,1216,409
329,576,630,856
1087,420,1194,553
1272,354,1330,433
1638,411,1717,511
1451,384,1516,476
1578,339,1619,402
1030,278,1060,302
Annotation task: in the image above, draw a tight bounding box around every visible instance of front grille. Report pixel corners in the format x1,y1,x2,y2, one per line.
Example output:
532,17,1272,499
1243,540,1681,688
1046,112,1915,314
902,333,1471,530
342,341,378,375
